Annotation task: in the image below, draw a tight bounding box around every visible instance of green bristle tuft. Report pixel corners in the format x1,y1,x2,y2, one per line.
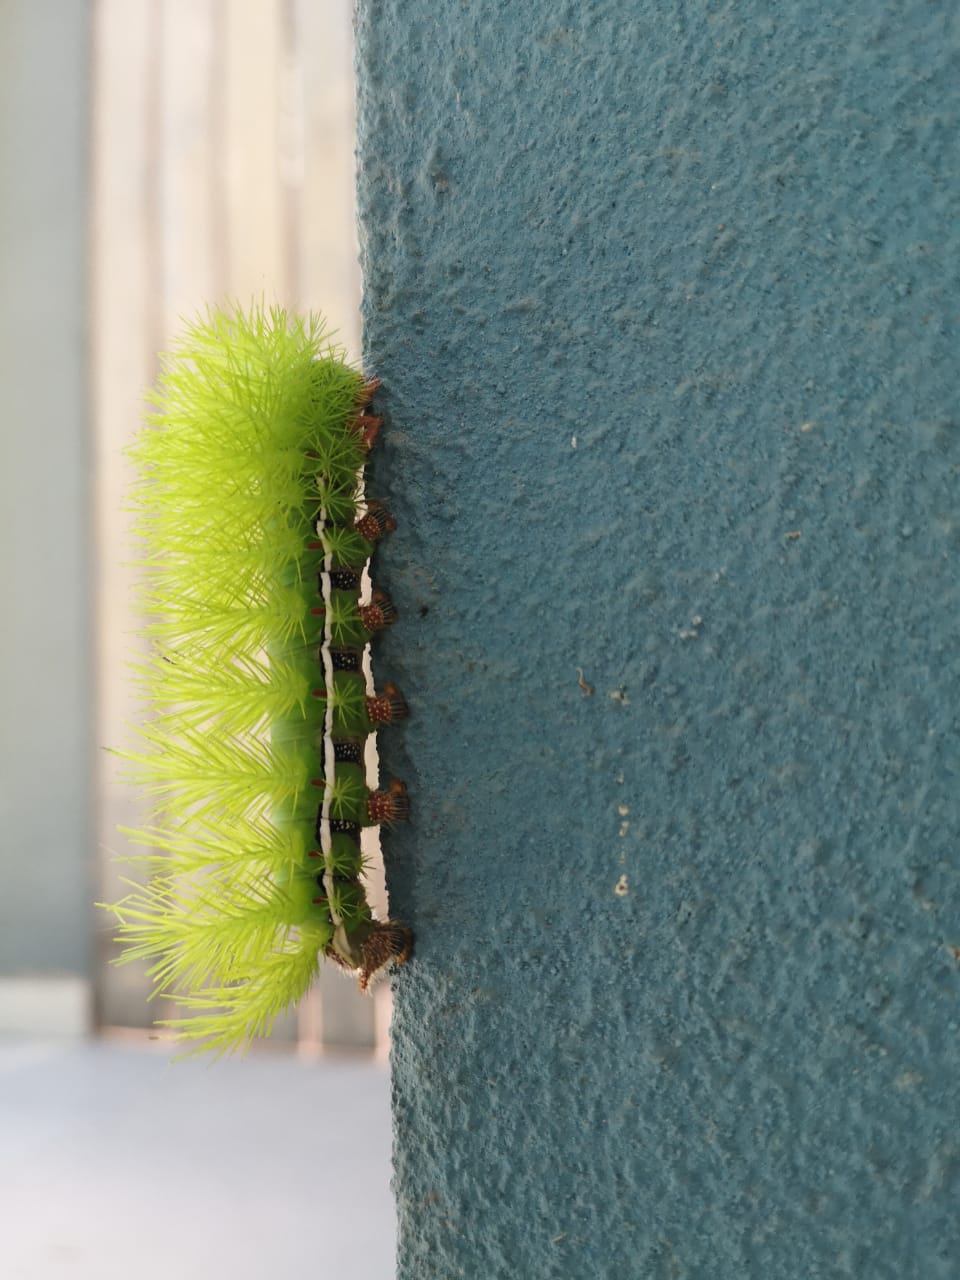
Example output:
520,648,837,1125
321,525,375,571
120,726,318,823
106,869,327,998
128,653,316,739
157,941,325,1060
118,815,310,876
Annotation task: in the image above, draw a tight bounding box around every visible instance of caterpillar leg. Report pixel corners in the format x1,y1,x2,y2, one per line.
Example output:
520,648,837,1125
326,920,413,991
357,922,414,991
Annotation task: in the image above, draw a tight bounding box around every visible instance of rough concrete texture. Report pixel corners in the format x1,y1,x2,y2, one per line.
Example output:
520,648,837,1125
355,2,960,1276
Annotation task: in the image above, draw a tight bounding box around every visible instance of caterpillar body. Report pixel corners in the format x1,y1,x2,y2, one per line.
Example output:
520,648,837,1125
104,303,411,1055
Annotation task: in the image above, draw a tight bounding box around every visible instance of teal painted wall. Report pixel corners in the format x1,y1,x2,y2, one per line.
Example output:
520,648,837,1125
356,3,960,1275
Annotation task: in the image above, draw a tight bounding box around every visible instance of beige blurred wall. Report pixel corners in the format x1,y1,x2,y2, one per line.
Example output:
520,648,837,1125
2,0,383,1048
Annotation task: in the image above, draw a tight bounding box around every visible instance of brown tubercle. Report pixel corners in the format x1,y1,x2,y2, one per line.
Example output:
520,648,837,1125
366,682,408,724
366,778,409,824
359,589,397,632
355,499,397,542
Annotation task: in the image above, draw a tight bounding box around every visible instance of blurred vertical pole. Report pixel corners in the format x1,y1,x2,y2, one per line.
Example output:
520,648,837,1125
91,0,160,1030
0,1,93,1035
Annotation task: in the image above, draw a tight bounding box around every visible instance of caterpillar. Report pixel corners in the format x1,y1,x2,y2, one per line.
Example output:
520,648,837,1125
102,302,411,1056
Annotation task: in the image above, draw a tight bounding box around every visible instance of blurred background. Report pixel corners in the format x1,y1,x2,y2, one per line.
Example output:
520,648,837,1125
1,3,394,1276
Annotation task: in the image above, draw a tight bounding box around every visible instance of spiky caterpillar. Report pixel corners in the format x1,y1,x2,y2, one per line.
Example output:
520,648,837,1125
103,303,411,1055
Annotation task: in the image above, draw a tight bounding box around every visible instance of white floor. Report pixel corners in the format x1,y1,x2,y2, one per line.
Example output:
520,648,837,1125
0,1038,395,1280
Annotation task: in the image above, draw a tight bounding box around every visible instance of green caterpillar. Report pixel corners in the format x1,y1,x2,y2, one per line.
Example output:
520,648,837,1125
103,302,412,1056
